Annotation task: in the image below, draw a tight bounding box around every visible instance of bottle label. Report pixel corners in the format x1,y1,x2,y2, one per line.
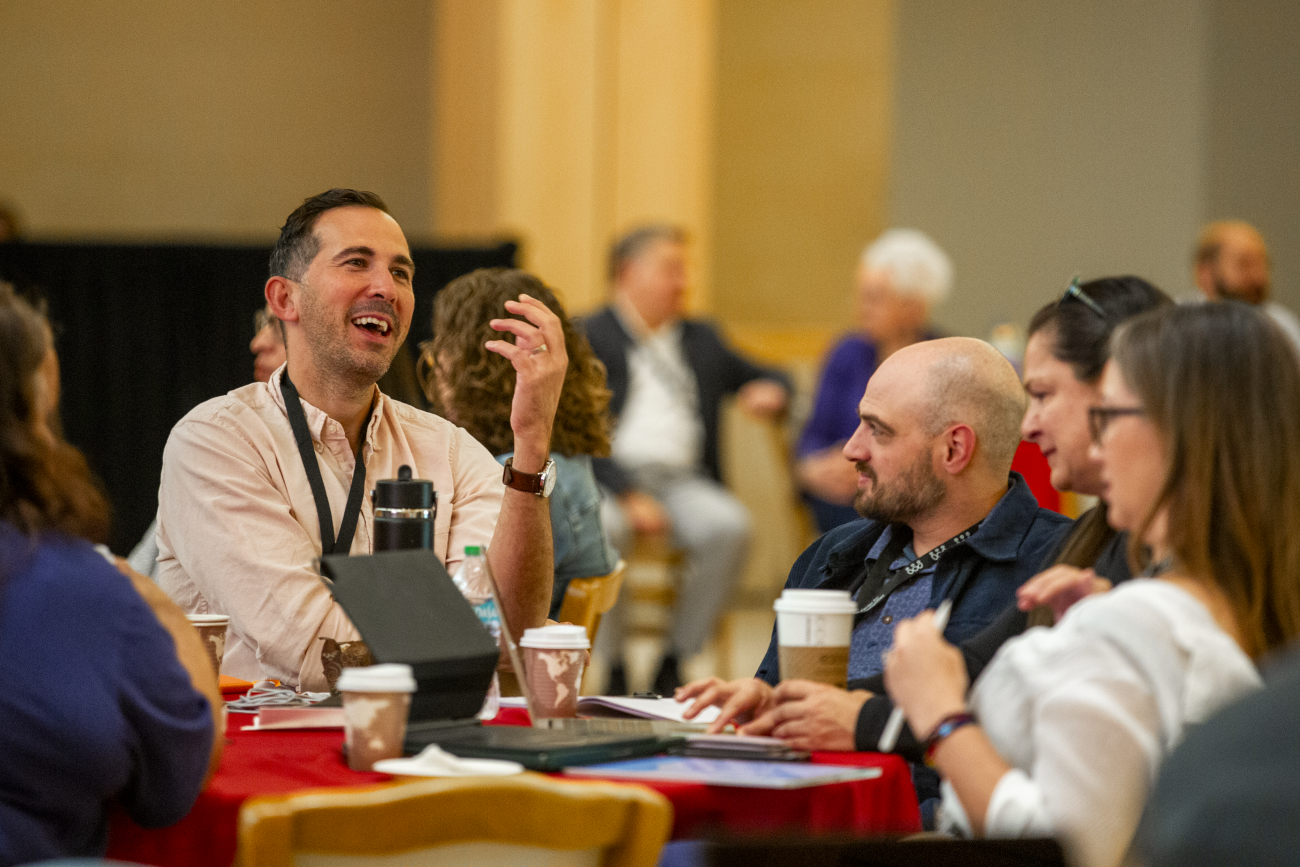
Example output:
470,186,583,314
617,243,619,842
473,597,502,643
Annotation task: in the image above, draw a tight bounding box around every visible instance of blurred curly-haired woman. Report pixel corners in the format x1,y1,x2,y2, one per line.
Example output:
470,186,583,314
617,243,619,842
421,268,618,618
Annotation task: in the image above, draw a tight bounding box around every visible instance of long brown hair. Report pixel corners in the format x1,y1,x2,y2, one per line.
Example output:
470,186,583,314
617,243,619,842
418,269,611,458
1112,302,1300,657
0,283,109,543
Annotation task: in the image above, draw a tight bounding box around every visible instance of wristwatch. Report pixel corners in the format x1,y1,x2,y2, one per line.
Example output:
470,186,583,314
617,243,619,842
502,457,557,498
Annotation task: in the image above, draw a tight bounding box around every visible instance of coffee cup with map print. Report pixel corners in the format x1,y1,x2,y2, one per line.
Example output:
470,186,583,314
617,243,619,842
519,625,590,718
185,614,229,676
774,589,857,688
337,664,417,771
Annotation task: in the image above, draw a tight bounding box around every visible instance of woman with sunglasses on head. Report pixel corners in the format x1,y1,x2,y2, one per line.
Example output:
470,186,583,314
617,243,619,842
884,302,1300,867
0,284,221,866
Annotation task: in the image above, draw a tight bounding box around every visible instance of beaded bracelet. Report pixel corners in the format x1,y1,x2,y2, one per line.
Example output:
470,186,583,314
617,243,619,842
922,710,977,767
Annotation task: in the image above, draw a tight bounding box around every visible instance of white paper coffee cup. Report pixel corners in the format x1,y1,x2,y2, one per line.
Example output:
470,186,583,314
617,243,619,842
185,613,229,676
339,664,417,771
520,626,589,718
519,625,591,650
773,589,856,687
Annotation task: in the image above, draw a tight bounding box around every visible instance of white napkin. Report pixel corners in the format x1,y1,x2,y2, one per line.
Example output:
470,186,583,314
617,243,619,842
371,744,525,777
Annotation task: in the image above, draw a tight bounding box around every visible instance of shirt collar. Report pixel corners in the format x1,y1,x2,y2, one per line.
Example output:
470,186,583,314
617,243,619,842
824,471,1039,575
268,362,385,450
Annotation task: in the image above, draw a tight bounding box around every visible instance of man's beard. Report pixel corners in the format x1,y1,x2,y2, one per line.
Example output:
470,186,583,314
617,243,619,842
297,285,400,387
1213,273,1268,306
854,450,946,525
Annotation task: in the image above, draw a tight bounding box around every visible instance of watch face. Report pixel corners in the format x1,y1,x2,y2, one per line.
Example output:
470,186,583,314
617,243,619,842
542,461,558,497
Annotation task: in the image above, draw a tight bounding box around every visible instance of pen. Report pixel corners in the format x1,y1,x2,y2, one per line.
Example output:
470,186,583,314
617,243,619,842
877,598,953,753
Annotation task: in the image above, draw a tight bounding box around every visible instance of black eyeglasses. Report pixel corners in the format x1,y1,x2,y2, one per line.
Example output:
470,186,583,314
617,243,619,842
1087,405,1145,444
1062,275,1106,319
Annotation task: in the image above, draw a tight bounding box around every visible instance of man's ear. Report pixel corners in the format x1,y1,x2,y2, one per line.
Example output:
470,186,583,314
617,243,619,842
265,276,299,323
937,424,977,476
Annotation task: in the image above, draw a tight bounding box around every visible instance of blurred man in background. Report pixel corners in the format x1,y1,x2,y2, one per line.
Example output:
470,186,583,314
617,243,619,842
1191,220,1300,352
584,225,792,694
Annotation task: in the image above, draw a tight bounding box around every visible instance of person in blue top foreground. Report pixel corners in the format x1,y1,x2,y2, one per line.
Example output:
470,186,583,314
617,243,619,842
679,336,1071,809
0,283,220,866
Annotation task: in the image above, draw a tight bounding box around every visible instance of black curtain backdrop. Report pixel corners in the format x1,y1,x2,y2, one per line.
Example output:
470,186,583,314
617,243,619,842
0,240,516,554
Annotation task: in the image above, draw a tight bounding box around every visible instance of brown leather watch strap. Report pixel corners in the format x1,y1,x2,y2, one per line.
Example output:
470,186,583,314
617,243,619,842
502,457,556,496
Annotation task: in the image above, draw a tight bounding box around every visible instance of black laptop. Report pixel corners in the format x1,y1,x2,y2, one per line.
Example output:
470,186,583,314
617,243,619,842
320,549,684,770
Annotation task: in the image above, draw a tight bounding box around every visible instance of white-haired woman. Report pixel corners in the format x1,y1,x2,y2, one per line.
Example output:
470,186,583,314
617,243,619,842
796,228,953,532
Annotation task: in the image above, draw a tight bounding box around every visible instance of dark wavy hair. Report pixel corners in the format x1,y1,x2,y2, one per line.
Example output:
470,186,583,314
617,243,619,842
269,189,390,281
0,283,109,542
1112,303,1300,658
418,269,611,458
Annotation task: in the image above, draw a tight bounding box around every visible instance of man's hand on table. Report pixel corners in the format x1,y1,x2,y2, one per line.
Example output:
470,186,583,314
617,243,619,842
675,677,775,733
739,680,872,751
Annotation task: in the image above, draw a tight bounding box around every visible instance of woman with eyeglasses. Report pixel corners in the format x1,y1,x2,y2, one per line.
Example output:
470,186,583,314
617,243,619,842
883,302,1300,867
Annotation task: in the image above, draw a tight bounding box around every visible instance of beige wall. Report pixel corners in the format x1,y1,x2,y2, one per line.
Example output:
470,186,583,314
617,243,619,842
0,2,434,241
712,0,893,347
1205,0,1300,312
433,0,716,315
891,0,1210,339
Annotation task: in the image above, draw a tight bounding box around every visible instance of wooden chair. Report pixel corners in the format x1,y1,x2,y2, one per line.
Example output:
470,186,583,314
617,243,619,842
235,773,672,867
501,561,628,697
558,559,627,647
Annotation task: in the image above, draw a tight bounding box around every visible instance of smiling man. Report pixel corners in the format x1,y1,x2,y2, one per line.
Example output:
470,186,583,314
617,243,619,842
156,189,565,691
678,338,1069,791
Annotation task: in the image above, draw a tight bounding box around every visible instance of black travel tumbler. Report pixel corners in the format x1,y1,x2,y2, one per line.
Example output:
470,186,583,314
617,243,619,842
371,464,436,551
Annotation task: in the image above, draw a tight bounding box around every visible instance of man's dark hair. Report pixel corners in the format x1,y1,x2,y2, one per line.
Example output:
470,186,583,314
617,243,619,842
269,189,390,281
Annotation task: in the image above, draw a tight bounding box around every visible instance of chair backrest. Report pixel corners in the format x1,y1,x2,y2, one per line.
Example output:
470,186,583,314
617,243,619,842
235,772,672,867
558,559,627,646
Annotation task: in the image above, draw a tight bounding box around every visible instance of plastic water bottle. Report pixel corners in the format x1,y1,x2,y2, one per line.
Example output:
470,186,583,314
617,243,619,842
450,545,501,719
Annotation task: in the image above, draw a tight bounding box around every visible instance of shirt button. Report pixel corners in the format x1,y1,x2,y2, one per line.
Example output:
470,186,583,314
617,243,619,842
881,614,893,624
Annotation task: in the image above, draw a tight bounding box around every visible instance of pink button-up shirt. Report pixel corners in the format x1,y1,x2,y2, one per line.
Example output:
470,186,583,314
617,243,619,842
156,365,503,691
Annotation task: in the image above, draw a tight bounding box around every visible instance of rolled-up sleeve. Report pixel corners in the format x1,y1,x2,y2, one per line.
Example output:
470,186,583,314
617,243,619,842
157,413,360,691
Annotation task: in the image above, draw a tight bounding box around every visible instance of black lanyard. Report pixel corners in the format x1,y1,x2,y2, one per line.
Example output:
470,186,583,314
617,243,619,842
280,369,372,556
851,521,981,618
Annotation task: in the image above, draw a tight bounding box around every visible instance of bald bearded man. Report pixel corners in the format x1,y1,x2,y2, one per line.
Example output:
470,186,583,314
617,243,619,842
679,338,1070,771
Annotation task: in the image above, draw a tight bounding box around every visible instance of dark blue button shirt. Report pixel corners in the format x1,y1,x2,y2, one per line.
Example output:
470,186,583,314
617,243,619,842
848,529,937,681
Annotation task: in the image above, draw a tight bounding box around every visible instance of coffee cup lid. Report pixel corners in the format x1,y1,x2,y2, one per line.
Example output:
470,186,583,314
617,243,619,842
773,589,857,615
519,625,590,649
186,613,230,626
337,663,417,693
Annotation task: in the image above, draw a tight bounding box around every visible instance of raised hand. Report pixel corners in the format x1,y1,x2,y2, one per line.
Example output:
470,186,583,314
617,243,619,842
486,294,568,468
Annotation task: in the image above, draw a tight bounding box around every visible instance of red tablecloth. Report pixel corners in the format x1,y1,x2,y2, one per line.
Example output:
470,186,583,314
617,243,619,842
107,706,919,867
